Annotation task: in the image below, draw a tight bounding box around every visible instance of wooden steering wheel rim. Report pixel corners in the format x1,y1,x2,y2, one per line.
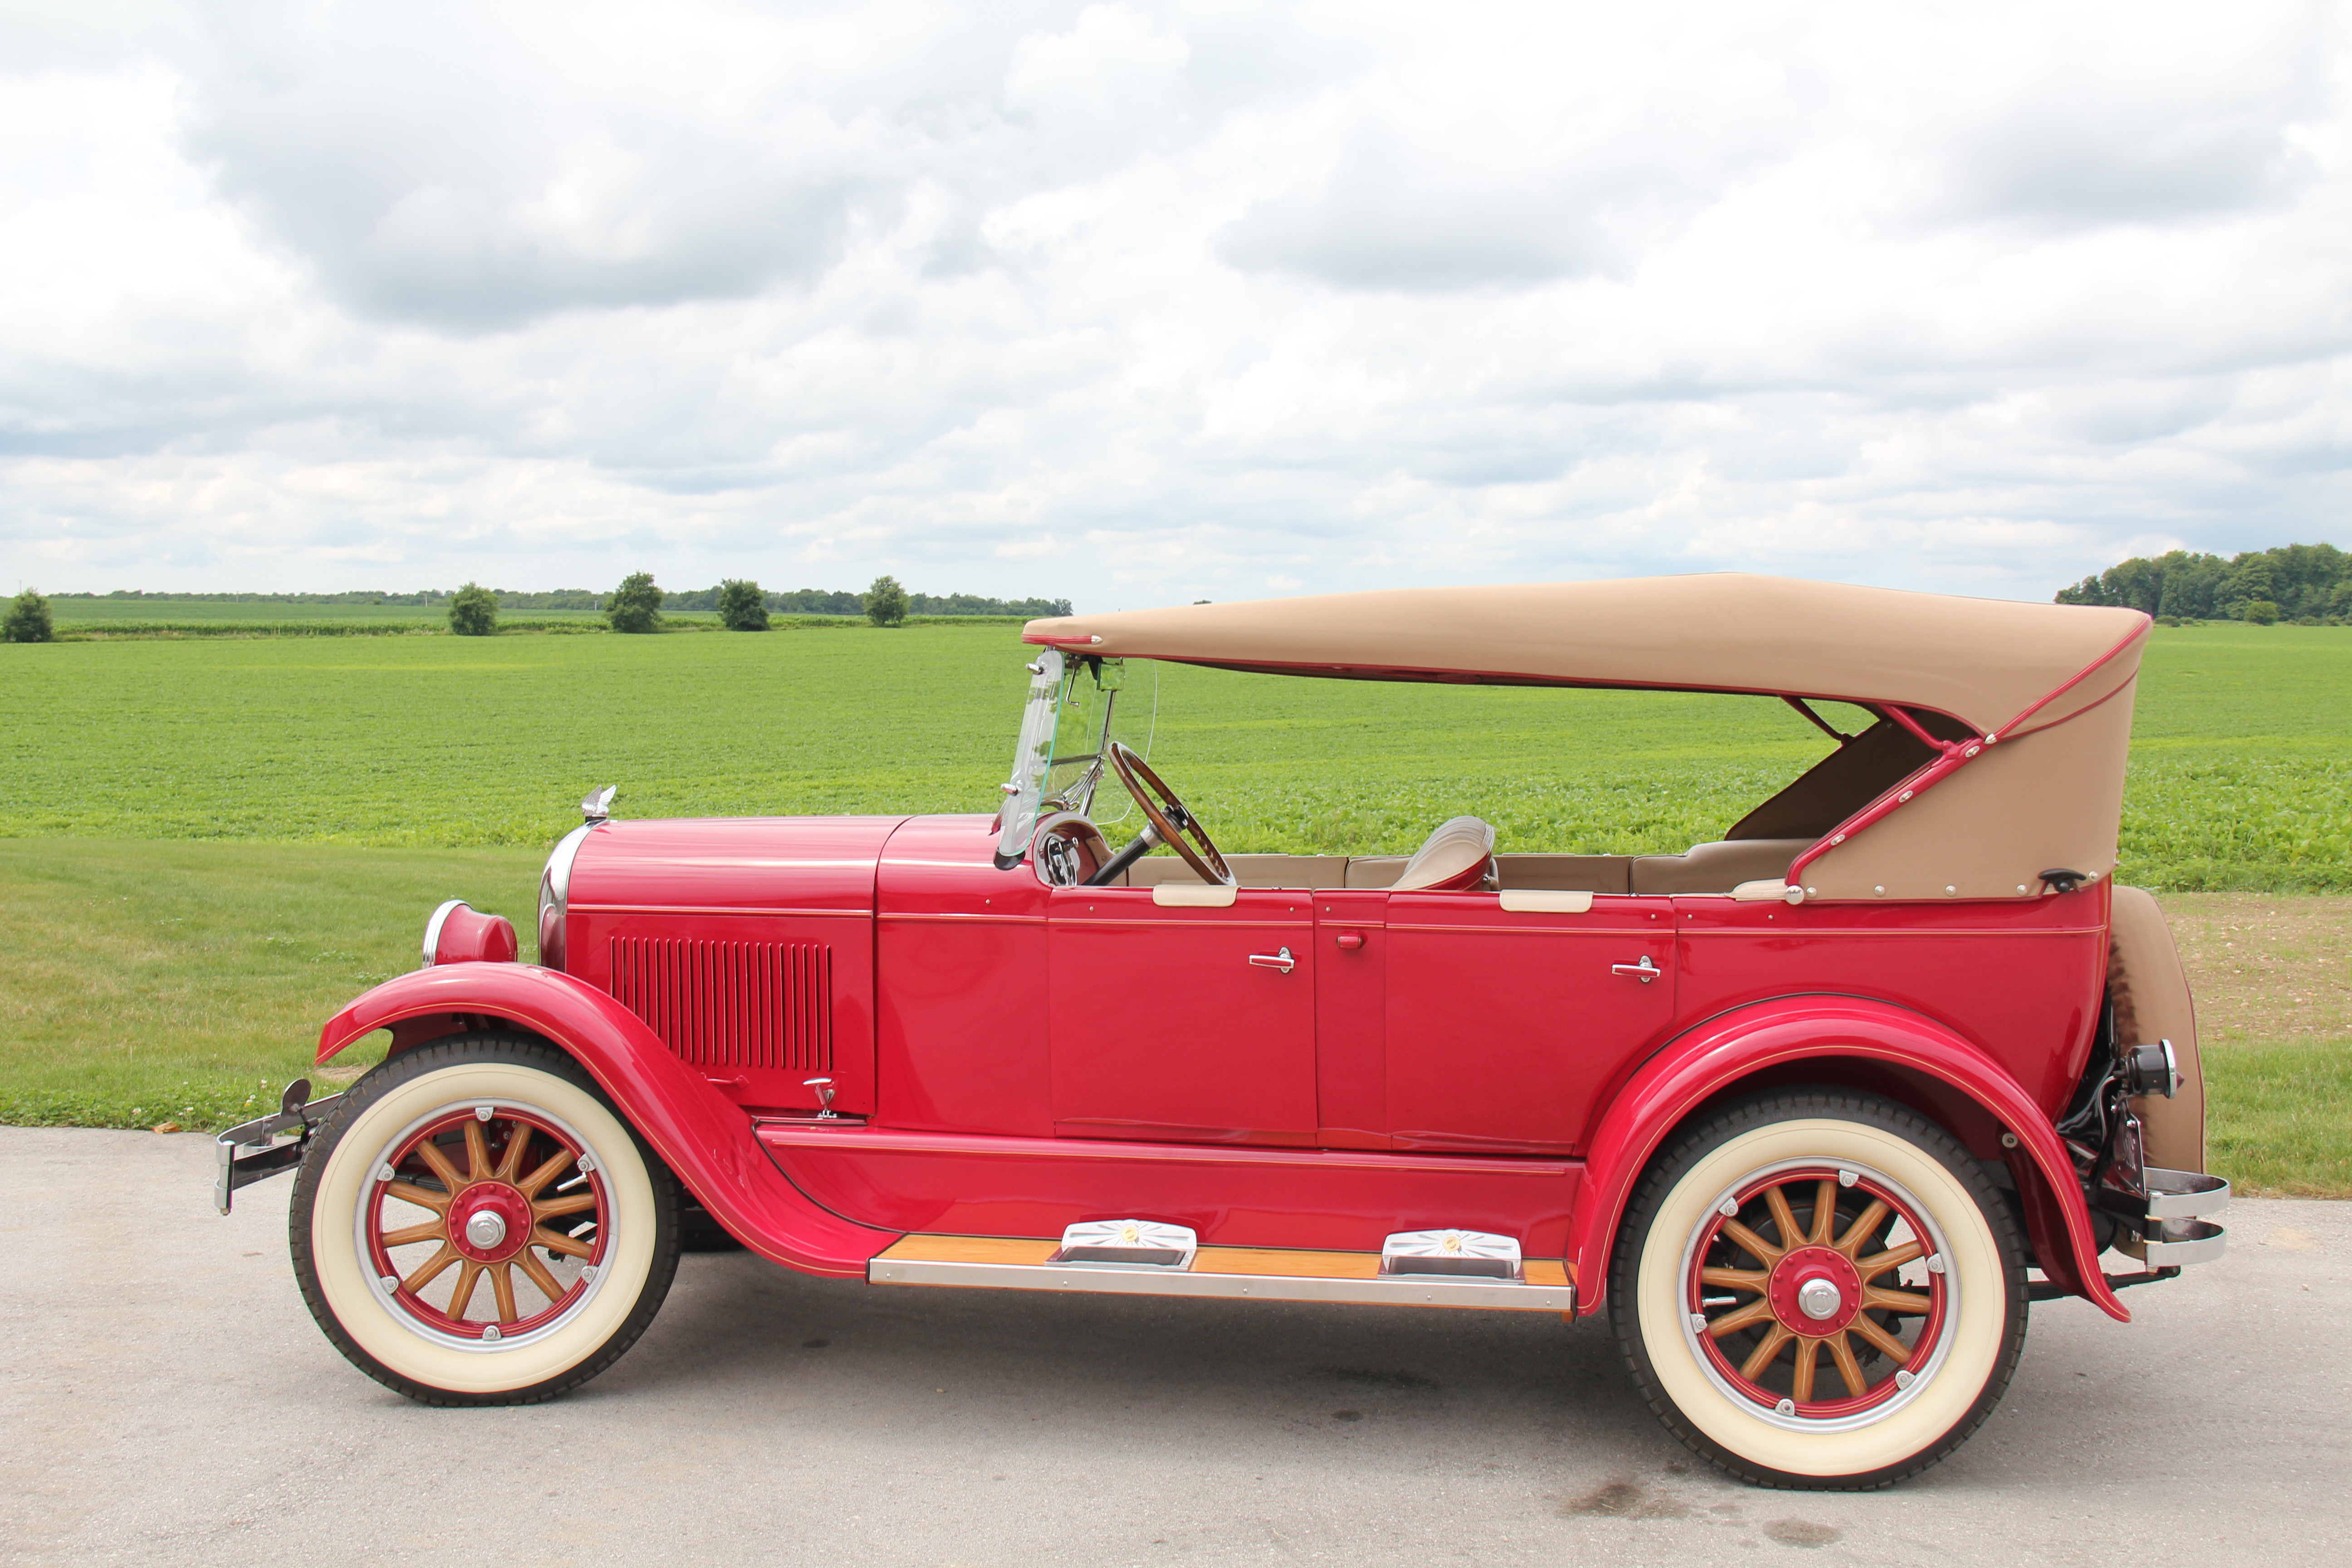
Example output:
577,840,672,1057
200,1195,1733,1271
1106,743,1234,886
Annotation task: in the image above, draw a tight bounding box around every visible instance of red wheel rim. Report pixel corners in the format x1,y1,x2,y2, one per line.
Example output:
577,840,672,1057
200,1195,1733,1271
1686,1166,1948,1418
364,1107,609,1341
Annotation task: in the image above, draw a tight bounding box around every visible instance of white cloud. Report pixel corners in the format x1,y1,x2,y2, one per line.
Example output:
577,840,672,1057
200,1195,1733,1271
0,0,2347,605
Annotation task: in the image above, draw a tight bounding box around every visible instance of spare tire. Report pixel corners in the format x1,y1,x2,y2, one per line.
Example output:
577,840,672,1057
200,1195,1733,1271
2107,886,2206,1172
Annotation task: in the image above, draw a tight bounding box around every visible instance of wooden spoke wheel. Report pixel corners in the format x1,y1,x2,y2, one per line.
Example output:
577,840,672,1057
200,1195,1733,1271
291,1034,680,1406
1610,1091,2027,1490
1686,1166,1948,1418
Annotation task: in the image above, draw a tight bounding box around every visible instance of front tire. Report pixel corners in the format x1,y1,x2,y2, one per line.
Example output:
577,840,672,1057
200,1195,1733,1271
1609,1089,2027,1488
290,1034,681,1405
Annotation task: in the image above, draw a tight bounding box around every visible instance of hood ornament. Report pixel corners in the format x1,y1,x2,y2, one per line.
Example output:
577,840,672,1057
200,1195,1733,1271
581,784,617,825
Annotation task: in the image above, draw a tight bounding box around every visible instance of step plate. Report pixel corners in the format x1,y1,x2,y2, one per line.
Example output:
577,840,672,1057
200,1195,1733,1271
869,1235,1574,1312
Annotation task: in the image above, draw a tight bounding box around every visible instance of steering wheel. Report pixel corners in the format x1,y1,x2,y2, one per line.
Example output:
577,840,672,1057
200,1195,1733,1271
1104,742,1234,886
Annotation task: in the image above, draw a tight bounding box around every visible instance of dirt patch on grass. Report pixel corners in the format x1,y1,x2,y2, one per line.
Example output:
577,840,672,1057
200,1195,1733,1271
2153,893,2352,1042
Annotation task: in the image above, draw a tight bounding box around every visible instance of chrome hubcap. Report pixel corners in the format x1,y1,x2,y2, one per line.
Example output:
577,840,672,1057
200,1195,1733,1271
1797,1276,1842,1320
465,1210,508,1250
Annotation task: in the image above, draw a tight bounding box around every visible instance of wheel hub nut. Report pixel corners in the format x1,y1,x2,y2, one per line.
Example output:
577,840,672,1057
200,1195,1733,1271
466,1210,509,1250
1798,1277,1842,1320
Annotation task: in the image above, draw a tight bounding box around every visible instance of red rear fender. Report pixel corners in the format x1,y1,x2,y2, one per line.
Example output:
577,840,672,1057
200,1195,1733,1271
317,964,895,1277
1568,997,2127,1323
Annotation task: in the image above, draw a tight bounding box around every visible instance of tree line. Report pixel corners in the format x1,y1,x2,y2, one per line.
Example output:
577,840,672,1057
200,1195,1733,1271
447,573,1066,635
2056,542,2349,625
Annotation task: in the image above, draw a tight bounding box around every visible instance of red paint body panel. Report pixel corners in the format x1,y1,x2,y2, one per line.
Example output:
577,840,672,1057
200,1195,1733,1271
760,1122,1580,1255
1385,893,1678,1154
1312,892,1389,1147
314,964,896,1276
874,814,1054,1137
564,817,903,1117
1048,886,1320,1146
1563,995,2128,1322
1669,888,2108,1117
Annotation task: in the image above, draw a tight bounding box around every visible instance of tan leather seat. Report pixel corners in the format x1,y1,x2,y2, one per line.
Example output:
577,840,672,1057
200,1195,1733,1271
1391,817,1497,892
1494,854,1633,894
1628,838,1812,895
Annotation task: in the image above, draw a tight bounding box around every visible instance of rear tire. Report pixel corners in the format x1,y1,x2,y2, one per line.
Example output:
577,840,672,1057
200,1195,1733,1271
290,1033,680,1406
1609,1089,2027,1488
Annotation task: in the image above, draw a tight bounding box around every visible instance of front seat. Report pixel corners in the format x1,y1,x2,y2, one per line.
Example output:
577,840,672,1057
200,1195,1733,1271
1391,815,1497,892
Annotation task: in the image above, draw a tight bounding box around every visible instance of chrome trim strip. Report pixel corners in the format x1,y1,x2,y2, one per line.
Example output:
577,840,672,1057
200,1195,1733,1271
868,1256,1573,1312
537,824,593,971
2119,1217,2228,1267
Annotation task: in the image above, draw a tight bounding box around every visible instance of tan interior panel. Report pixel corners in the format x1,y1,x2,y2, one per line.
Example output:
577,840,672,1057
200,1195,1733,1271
1630,839,1813,895
1494,854,1633,894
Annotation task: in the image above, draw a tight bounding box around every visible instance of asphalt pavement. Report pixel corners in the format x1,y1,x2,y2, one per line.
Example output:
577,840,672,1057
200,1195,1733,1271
2,1126,2344,1567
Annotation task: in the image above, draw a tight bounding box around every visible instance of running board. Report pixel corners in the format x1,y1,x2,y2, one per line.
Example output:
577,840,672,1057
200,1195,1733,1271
868,1235,1575,1312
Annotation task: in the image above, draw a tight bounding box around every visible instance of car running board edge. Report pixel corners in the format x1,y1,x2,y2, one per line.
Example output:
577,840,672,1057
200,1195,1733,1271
869,1234,1574,1313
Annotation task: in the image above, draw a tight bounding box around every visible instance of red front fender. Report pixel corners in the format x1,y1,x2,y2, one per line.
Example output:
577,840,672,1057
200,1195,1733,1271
1568,998,2127,1323
317,964,895,1278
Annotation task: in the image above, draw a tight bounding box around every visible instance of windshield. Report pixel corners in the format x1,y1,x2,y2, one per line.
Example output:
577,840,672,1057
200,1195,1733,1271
995,650,1152,863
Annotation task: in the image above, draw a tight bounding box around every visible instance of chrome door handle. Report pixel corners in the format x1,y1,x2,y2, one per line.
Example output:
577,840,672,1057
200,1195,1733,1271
1611,955,1660,983
1248,946,1297,974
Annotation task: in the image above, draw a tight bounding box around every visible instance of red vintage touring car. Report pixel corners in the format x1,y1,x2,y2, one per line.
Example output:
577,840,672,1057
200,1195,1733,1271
217,574,2226,1489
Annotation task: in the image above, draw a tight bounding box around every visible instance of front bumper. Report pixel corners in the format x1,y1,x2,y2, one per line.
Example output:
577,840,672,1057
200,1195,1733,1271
212,1081,343,1215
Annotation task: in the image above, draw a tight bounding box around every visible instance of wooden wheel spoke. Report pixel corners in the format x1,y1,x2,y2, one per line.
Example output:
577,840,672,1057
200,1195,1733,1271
401,1242,461,1295
451,1260,485,1320
495,1125,533,1183
1864,1286,1935,1315
518,1149,577,1199
1764,1187,1802,1253
489,1262,519,1323
1699,1267,1769,1293
1808,1180,1838,1246
516,1247,568,1303
462,1119,492,1182
1739,1323,1794,1382
1828,1332,1867,1397
1792,1336,1820,1402
384,1180,452,1213
532,1192,597,1221
1836,1200,1889,1259
1849,1311,1913,1363
380,1219,446,1248
532,1224,595,1259
1720,1219,1784,1268
1706,1298,1776,1338
414,1140,467,1193
1856,1240,1924,1280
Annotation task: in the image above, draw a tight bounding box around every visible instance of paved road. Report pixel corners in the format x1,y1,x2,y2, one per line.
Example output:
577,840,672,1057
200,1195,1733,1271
2,1127,2344,1567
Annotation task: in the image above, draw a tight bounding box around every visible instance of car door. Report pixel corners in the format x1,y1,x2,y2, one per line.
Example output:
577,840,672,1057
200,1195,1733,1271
1382,891,1677,1154
1047,884,1319,1146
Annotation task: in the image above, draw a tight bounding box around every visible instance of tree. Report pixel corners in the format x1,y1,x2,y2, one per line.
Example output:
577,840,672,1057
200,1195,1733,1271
863,573,908,627
448,582,498,637
2,588,54,643
606,572,663,634
717,578,770,631
2239,599,2280,625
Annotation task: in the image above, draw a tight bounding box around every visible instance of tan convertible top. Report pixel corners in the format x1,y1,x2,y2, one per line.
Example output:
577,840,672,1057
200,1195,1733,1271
1022,573,2144,736
1024,574,2152,903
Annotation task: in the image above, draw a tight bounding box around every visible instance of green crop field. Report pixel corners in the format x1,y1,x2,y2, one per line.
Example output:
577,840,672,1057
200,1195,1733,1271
0,617,2345,1194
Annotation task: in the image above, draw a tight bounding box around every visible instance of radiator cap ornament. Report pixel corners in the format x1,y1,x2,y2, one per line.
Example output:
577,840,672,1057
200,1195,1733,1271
582,784,618,824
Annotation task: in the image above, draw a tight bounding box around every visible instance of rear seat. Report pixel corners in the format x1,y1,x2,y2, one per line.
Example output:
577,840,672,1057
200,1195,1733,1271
1115,840,1812,894
1627,839,1812,895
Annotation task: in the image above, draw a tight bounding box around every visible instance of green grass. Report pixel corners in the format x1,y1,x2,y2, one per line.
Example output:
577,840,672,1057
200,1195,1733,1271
0,617,2346,1192
2205,1040,2352,1197
0,621,2344,886
0,839,541,1131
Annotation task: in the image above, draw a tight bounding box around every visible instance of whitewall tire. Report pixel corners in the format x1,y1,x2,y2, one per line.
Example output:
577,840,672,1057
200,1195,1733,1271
290,1034,680,1405
1609,1090,2027,1488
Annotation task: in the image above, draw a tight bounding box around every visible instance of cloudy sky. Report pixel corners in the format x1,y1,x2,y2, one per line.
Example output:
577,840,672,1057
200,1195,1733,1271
2,0,2346,608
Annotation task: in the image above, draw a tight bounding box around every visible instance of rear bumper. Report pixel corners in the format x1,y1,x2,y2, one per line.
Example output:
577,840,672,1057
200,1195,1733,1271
2112,1166,2230,1268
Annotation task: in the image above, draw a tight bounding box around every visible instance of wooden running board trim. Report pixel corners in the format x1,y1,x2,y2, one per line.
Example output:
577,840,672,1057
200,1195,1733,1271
870,1234,1574,1312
